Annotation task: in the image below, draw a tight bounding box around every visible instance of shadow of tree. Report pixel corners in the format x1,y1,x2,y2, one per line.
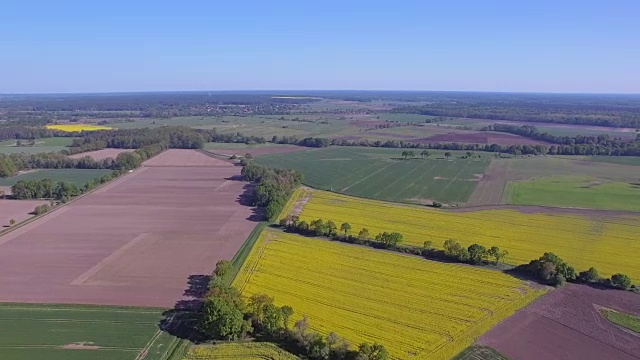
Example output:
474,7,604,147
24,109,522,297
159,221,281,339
158,274,211,343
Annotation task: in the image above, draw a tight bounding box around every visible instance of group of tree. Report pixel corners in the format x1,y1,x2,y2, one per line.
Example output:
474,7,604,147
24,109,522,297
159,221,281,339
484,123,640,146
516,253,635,290
241,163,303,220
11,179,80,202
273,133,640,156
441,240,509,265
201,260,389,360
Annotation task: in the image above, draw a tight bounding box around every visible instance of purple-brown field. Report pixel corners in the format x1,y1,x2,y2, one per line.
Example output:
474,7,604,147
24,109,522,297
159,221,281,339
0,199,48,228
479,284,640,360
0,150,258,307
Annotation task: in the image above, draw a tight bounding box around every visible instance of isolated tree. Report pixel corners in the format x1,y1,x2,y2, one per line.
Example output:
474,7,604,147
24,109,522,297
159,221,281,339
578,267,600,283
467,244,487,264
610,273,632,290
281,305,294,330
420,150,431,159
340,222,352,235
325,220,338,237
358,228,370,241
444,152,452,159
487,246,508,265
9,218,16,226
401,151,409,159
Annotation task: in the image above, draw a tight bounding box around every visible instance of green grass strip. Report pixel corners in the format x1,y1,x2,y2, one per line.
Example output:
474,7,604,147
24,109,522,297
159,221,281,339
602,310,640,333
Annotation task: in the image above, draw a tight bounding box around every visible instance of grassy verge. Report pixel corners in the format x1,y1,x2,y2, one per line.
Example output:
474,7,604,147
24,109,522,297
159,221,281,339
227,222,269,285
602,309,640,333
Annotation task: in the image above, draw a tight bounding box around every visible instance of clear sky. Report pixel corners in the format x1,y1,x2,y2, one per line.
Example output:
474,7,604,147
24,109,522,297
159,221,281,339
1,0,639,94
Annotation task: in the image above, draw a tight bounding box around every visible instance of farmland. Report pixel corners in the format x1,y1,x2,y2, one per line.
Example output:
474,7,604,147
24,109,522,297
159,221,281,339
255,147,490,204
46,124,113,132
0,150,258,307
234,230,545,360
479,284,640,360
184,343,299,360
0,303,177,360
0,168,113,186
69,148,133,160
295,190,640,282
0,199,49,227
0,137,74,154
504,176,640,211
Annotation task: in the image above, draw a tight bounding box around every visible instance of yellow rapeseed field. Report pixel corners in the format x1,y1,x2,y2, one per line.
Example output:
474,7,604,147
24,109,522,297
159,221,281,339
183,342,299,360
45,124,112,132
296,191,640,282
234,230,545,360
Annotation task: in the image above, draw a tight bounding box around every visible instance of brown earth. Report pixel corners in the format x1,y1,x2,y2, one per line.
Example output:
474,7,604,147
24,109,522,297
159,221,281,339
479,284,640,360
0,149,258,307
419,132,550,145
206,145,307,157
0,199,49,227
466,160,509,206
69,148,134,161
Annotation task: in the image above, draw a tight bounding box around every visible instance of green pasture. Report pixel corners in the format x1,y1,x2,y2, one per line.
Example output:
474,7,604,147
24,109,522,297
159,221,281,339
0,169,113,186
255,147,490,204
0,137,74,154
504,176,640,211
589,156,640,167
0,303,179,360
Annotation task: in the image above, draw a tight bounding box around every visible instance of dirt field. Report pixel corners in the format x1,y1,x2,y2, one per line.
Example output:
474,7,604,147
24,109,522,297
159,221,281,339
479,284,640,360
0,149,258,307
465,160,508,206
69,148,133,160
0,199,48,227
205,146,307,157
421,132,550,145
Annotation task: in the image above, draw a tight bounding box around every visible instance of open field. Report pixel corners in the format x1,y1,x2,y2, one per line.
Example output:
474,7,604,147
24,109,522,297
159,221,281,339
589,156,640,166
0,303,177,360
234,230,545,360
504,176,640,211
46,124,113,132
421,131,550,145
204,142,307,156
0,149,258,307
0,199,48,227
295,190,640,282
602,309,640,333
468,156,640,208
0,137,74,154
0,169,113,186
255,147,490,204
69,148,134,160
479,284,640,360
453,345,507,360
184,343,299,360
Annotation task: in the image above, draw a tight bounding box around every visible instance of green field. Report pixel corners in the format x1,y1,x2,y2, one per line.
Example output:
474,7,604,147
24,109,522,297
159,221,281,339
0,137,74,154
0,303,180,360
504,176,640,211
0,169,113,186
589,156,640,166
255,147,490,204
204,142,298,150
602,310,640,333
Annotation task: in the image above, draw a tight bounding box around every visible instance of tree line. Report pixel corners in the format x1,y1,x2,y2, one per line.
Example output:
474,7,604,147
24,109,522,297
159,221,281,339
241,163,303,221
201,260,389,360
277,215,637,292
483,123,640,146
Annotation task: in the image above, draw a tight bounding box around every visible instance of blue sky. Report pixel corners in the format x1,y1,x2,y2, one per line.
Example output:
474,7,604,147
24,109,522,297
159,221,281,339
1,1,639,93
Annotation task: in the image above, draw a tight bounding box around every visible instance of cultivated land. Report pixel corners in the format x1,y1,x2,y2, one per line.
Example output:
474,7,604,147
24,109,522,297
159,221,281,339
0,168,113,186
0,137,74,154
255,147,490,204
0,149,257,307
0,303,174,360
69,148,134,160
46,124,113,132
234,230,545,360
204,142,307,156
479,284,640,360
294,190,640,282
184,343,299,360
0,199,48,227
504,176,640,212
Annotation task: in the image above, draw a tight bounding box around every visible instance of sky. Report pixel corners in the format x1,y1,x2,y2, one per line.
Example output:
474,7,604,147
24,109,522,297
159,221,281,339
1,1,639,94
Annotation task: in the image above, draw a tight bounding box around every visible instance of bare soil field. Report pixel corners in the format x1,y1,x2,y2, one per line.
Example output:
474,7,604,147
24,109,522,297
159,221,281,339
465,160,508,206
421,132,550,145
0,199,48,227
479,284,640,360
0,149,258,307
69,148,133,160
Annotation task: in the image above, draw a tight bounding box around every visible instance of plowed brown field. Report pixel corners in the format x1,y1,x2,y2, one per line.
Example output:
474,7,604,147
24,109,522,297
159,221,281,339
0,149,257,307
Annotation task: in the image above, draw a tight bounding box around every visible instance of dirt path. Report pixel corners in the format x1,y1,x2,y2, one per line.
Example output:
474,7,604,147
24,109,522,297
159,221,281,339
466,160,508,206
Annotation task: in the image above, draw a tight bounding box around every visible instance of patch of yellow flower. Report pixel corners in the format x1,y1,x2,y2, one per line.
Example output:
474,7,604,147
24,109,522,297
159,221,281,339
297,191,640,282
45,124,112,132
183,342,299,360
234,230,545,360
